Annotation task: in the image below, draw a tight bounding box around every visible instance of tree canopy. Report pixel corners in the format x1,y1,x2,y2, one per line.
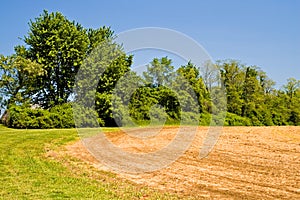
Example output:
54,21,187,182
0,10,300,128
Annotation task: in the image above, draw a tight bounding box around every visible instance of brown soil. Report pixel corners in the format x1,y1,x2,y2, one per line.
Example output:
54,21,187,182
62,126,300,199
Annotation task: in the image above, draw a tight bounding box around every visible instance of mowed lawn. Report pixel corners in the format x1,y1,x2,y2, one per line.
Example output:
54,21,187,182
0,125,180,200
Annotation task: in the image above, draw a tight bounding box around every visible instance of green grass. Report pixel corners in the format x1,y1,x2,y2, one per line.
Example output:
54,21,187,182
0,125,182,199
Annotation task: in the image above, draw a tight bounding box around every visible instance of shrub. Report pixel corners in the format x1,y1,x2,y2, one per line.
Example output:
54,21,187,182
72,103,104,127
180,112,199,125
199,113,211,126
224,112,251,126
5,103,76,129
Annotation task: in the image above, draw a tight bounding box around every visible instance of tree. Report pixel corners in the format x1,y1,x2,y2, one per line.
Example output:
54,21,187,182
143,57,174,87
74,37,132,126
283,78,300,125
177,61,209,113
22,11,114,108
129,86,159,122
94,54,133,126
87,27,114,55
241,66,264,125
258,71,275,94
111,71,145,126
219,60,244,115
284,78,300,101
0,54,44,108
201,60,220,91
270,90,290,125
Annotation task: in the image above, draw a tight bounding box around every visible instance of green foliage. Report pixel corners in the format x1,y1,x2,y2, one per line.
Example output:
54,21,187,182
218,60,300,126
199,113,211,126
219,60,244,115
5,103,75,129
129,86,159,121
180,111,199,125
1,10,300,128
177,61,209,113
284,78,300,125
0,55,44,108
19,10,115,109
87,27,114,54
73,104,104,127
49,104,76,128
95,55,132,126
143,57,174,87
225,113,251,126
74,36,132,127
23,11,90,107
127,58,191,125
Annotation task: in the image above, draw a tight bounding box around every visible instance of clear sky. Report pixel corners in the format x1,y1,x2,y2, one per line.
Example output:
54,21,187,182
0,0,299,87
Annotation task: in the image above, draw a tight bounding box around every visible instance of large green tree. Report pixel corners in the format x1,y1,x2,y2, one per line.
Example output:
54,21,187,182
94,54,133,126
177,61,209,113
241,66,265,125
74,36,133,126
23,10,113,108
23,11,89,107
219,60,245,115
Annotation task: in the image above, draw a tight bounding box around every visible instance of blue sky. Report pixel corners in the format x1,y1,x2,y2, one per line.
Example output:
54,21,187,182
0,0,299,87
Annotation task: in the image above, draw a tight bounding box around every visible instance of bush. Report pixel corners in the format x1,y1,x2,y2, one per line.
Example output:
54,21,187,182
5,103,76,129
49,104,75,128
180,112,199,125
199,113,211,126
224,112,251,126
72,103,104,127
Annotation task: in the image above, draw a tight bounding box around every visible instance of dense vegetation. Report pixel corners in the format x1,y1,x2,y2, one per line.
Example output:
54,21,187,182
0,11,299,128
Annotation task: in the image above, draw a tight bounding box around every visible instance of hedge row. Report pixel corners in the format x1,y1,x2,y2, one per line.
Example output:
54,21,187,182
2,103,75,129
1,103,260,129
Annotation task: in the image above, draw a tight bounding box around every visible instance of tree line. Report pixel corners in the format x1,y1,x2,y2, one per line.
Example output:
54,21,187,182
0,11,299,128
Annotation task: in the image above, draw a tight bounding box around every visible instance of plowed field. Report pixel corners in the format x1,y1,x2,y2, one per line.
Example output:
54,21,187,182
65,126,300,199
